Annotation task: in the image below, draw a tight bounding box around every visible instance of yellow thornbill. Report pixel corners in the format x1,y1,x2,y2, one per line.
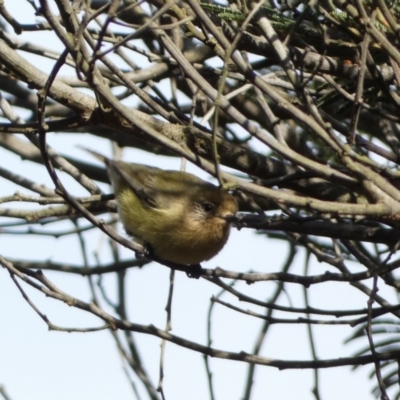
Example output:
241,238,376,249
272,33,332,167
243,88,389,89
81,148,238,265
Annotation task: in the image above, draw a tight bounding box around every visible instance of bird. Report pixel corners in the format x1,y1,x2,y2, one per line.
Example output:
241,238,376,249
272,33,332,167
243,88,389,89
81,147,238,265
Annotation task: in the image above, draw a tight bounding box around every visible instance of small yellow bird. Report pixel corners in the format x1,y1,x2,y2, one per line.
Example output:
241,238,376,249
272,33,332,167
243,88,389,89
82,148,238,265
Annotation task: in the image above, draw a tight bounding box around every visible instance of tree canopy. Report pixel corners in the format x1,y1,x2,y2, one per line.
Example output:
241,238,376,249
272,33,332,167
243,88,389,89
1,0,400,399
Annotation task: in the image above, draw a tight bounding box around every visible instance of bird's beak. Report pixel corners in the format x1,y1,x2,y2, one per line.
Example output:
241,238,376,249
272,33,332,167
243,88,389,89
220,213,238,223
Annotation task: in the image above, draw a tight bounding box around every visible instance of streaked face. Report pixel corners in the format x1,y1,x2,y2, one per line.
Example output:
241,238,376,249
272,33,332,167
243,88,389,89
190,191,238,225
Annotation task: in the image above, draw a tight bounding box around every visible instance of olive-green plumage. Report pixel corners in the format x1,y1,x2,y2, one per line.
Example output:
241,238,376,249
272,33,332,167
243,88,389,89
83,148,238,265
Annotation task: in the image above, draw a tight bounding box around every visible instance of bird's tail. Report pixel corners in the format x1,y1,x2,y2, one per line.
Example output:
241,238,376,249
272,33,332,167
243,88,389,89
78,146,110,165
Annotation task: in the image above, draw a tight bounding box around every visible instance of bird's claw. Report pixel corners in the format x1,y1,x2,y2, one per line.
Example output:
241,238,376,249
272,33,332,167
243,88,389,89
186,264,203,279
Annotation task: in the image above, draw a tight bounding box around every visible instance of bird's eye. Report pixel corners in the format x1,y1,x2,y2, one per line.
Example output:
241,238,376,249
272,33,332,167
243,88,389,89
201,201,214,213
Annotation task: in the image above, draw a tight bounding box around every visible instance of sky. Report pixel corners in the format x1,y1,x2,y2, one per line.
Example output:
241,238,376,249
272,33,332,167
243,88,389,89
0,1,388,399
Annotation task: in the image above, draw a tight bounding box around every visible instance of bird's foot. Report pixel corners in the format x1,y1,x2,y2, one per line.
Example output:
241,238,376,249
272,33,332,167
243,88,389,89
186,264,203,279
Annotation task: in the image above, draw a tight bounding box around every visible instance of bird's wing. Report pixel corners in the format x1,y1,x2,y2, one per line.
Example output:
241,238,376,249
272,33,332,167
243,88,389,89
110,161,159,209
